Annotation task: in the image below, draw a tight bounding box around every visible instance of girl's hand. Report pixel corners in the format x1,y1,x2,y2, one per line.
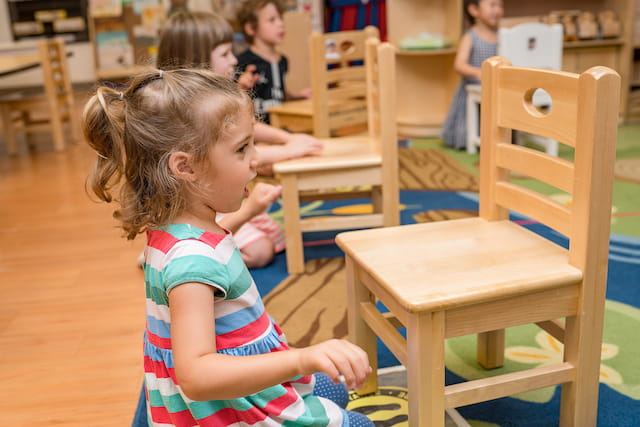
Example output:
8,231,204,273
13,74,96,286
244,182,282,217
295,339,372,390
284,134,324,158
238,65,260,90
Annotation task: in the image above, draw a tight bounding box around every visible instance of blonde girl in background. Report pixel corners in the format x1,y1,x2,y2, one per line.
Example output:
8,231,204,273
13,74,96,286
84,68,375,426
441,0,503,150
154,11,324,269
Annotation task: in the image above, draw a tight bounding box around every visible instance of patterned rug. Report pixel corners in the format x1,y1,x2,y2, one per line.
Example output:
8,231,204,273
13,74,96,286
253,143,640,426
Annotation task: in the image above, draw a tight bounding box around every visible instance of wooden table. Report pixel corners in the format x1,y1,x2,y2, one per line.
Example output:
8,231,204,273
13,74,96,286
0,53,41,77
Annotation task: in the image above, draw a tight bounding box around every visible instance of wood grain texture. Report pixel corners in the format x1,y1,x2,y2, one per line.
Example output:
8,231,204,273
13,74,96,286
0,122,146,425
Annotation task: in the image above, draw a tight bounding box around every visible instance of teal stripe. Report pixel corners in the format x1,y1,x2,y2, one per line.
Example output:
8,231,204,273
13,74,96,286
159,223,206,240
190,398,253,419
163,254,230,295
147,388,189,413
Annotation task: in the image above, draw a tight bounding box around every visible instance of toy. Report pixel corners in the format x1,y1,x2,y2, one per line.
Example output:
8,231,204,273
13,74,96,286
577,11,598,39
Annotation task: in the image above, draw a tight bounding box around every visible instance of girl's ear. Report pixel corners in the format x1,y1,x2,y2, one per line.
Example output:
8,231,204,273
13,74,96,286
168,151,197,182
468,3,479,19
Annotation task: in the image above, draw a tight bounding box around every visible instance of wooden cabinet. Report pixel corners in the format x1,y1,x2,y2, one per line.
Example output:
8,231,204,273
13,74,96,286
387,0,635,137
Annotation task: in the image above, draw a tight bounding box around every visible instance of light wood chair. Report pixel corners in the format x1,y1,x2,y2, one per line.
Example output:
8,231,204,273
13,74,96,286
0,38,79,154
274,40,399,275
267,26,379,138
337,56,620,426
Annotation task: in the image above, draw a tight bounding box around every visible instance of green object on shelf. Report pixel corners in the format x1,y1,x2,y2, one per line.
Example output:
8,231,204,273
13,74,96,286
399,33,453,50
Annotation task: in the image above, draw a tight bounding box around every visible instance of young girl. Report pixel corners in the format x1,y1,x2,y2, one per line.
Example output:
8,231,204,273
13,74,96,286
84,68,374,426
156,11,323,269
441,0,503,150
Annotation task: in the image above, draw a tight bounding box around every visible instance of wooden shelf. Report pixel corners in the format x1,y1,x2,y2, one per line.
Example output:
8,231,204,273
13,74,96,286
396,47,457,56
563,38,624,49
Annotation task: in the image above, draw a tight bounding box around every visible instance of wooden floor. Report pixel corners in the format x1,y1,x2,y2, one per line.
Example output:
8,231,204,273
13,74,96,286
0,117,146,424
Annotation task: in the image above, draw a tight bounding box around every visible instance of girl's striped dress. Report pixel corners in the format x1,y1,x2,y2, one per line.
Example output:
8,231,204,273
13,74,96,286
142,224,344,426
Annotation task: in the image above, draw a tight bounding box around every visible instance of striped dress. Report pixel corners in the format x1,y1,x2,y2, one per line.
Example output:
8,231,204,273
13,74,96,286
441,29,497,150
142,223,344,426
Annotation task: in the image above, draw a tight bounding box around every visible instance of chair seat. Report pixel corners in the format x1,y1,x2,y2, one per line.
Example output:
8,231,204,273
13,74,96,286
337,217,583,312
273,135,381,174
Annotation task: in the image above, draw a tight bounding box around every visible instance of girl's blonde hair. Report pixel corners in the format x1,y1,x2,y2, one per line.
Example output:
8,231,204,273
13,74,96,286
157,11,234,70
83,68,252,240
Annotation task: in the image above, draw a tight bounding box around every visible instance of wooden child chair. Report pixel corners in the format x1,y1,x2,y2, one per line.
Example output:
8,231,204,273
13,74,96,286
337,56,620,426
466,22,563,155
0,38,79,154
267,26,379,137
273,40,399,274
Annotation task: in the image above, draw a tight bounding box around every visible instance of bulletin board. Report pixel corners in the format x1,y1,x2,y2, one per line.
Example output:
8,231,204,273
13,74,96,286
89,0,166,80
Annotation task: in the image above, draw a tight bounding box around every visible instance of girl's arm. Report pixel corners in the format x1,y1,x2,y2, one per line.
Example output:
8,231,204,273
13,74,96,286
253,123,323,166
217,183,282,233
453,32,482,81
169,282,371,401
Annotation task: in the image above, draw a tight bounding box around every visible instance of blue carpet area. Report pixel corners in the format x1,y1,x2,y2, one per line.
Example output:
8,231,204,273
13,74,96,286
250,190,640,427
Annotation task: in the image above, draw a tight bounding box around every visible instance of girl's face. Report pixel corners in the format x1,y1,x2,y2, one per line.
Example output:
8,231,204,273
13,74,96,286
253,3,285,45
198,107,258,214
210,42,238,78
471,0,504,29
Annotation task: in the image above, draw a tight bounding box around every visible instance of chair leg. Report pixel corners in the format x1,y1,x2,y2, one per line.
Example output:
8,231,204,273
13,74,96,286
477,329,505,369
345,256,378,395
0,104,19,155
280,174,305,274
49,108,66,151
559,313,602,426
407,310,445,427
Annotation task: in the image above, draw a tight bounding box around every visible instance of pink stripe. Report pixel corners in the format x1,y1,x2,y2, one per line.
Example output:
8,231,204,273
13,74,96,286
262,382,300,416
147,229,181,253
147,328,173,349
199,230,227,248
216,311,272,349
144,355,178,382
149,404,197,426
198,406,268,425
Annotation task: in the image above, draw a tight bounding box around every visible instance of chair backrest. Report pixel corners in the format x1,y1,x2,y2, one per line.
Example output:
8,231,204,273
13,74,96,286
310,26,380,137
39,38,75,124
365,39,399,226
498,23,563,70
498,23,563,106
479,56,620,272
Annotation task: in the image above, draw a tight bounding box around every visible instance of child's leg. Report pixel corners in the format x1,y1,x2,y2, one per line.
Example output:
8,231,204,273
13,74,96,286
241,236,275,268
232,213,285,269
313,373,375,427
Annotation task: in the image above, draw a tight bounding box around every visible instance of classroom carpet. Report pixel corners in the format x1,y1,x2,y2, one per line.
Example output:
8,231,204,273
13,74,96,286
251,129,640,427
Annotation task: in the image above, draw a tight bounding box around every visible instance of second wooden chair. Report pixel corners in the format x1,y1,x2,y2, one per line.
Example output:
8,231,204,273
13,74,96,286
273,40,399,274
268,26,379,138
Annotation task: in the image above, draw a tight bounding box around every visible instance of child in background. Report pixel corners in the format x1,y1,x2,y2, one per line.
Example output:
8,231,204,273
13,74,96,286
156,11,324,268
84,68,374,426
441,0,503,150
236,0,311,123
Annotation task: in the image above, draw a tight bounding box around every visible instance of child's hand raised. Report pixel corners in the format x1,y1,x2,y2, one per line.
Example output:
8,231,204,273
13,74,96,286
244,182,282,217
238,65,260,90
294,339,372,390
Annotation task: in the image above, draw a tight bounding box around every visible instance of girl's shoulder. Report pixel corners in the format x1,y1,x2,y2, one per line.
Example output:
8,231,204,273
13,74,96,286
468,27,498,45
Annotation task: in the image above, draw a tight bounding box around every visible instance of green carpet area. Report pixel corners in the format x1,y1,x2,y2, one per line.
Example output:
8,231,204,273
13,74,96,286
409,124,640,237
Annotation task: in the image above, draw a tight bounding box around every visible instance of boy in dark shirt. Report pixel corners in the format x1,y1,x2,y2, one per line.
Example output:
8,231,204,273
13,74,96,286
236,0,310,123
